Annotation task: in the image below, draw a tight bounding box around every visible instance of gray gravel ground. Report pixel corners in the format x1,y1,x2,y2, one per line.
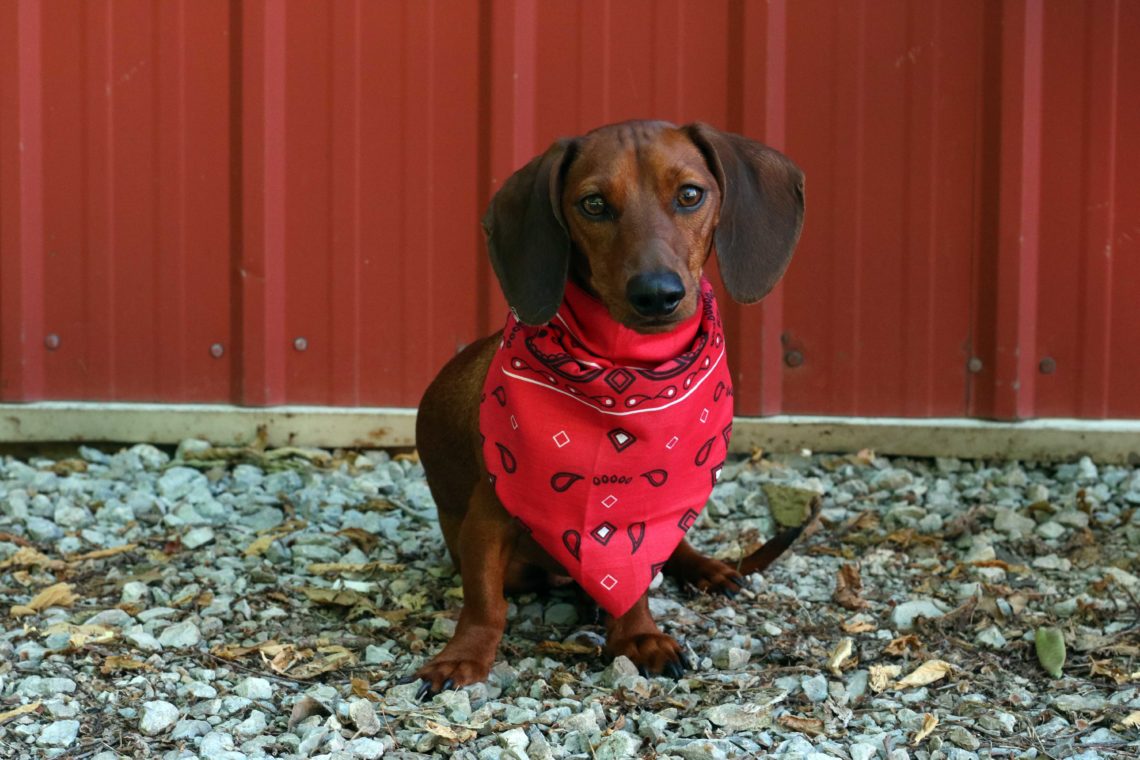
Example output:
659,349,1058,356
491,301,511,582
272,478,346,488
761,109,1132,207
2,439,1140,759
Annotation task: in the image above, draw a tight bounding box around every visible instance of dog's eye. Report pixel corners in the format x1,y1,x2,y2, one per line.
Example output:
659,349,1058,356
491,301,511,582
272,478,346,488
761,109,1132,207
580,195,608,217
677,185,704,209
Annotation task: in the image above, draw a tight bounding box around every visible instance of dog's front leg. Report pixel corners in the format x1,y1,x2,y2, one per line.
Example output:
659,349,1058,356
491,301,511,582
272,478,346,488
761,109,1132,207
604,593,690,679
413,479,517,697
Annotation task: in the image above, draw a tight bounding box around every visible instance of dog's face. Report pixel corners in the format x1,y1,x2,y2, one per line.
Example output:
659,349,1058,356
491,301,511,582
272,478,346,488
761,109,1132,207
559,123,721,332
483,120,805,332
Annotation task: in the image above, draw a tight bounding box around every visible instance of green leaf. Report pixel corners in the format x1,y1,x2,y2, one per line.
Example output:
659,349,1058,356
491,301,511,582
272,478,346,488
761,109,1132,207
1035,626,1066,678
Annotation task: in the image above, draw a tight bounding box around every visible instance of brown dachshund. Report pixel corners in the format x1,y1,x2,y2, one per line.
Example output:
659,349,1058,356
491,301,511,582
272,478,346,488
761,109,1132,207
412,120,807,697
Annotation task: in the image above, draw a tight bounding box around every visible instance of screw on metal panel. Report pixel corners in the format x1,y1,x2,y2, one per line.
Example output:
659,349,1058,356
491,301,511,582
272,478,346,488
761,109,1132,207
967,357,983,373
1039,357,1056,374
293,337,308,352
210,343,225,358
784,350,804,368
44,334,60,350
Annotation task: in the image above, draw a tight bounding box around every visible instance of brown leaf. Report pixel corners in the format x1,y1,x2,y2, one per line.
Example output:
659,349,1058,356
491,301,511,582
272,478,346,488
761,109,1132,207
913,713,938,744
0,546,66,570
42,623,116,648
287,696,332,729
885,635,924,657
842,617,877,634
897,659,952,688
536,640,602,657
300,587,372,608
65,543,138,562
777,715,824,736
10,582,78,617
870,664,902,693
51,458,88,475
288,645,357,679
828,637,855,675
0,702,41,725
336,527,380,554
350,677,378,701
101,655,153,674
833,563,870,610
424,720,476,743
307,561,405,576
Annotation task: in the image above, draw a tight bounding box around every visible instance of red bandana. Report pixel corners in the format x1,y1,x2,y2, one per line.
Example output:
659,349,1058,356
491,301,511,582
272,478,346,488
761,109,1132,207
480,278,734,617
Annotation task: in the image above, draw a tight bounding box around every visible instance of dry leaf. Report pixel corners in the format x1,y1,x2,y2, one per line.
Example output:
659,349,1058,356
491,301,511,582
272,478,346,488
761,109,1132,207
300,587,373,608
350,677,379,701
245,531,290,557
885,635,924,657
537,640,602,656
66,544,138,562
852,448,876,466
101,655,153,674
870,664,902,693
1088,659,1130,685
336,527,379,554
11,583,78,617
287,696,332,729
0,702,41,725
0,546,65,570
424,720,476,743
828,638,855,676
897,659,952,688
842,617,877,634
288,645,357,679
1122,710,1140,728
833,563,870,610
777,715,824,736
307,560,405,576
913,713,938,744
43,623,116,648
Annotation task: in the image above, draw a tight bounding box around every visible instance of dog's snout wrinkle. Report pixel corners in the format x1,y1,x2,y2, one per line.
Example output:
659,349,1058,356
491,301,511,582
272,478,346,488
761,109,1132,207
626,270,686,317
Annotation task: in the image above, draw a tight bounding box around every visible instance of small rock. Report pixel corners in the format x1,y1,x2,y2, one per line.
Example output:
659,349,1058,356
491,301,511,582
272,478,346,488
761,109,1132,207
1036,521,1066,540
158,621,201,649
170,719,211,740
348,699,384,736
802,674,830,703
36,720,80,747
993,508,1036,535
594,730,643,759
182,526,216,549
703,702,773,730
139,700,180,736
17,676,77,697
543,602,579,626
891,599,946,631
234,676,273,700
850,743,878,760
975,625,1007,649
234,709,267,737
346,737,387,759
124,627,163,652
946,725,981,750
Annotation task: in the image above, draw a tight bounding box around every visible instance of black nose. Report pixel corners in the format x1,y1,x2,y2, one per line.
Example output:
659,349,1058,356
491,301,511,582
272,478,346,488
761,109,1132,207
626,271,686,317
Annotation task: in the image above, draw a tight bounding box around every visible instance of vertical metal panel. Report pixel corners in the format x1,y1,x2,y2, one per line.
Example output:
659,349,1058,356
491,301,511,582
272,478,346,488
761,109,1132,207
1,0,232,403
1,0,1137,420
778,0,983,417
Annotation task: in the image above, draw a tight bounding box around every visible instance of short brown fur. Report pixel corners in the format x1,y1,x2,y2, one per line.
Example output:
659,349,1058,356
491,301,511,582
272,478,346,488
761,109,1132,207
413,120,809,696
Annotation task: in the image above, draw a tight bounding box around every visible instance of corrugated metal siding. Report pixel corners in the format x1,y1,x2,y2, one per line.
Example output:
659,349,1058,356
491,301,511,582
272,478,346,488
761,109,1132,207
1,0,1137,419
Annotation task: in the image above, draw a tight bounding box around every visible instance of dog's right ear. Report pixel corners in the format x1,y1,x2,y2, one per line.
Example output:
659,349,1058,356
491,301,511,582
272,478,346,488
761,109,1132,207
482,139,578,325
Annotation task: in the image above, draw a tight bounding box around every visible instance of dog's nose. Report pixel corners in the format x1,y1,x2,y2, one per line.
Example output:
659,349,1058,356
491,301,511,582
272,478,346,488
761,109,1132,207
626,271,685,317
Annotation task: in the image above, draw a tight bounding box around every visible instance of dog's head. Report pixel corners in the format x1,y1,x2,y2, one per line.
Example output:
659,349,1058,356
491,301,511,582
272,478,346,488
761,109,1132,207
483,120,805,332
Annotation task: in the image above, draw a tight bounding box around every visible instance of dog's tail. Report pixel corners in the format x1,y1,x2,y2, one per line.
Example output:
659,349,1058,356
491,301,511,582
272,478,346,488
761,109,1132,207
737,494,822,576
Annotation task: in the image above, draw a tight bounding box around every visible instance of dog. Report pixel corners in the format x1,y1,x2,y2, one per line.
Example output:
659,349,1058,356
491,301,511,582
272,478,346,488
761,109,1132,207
411,120,807,698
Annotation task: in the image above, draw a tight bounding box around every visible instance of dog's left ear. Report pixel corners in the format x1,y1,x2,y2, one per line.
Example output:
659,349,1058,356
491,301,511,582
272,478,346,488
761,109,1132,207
684,123,805,303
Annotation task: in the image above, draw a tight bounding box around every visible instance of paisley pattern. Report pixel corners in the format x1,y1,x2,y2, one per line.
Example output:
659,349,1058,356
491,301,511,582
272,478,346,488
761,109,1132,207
480,277,734,617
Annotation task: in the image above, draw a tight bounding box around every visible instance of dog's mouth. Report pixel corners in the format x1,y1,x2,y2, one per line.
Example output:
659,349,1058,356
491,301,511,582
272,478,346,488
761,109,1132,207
623,310,692,334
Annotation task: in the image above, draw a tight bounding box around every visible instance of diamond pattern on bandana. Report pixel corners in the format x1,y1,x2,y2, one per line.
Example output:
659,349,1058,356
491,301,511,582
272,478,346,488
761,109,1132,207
481,278,733,618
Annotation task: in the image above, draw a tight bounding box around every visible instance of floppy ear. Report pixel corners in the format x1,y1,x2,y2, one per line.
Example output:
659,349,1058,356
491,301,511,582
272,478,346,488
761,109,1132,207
482,139,578,325
684,123,805,303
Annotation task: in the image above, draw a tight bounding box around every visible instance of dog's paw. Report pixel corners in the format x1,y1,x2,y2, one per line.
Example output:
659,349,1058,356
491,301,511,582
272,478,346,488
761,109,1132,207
672,556,745,597
607,633,691,679
408,658,492,700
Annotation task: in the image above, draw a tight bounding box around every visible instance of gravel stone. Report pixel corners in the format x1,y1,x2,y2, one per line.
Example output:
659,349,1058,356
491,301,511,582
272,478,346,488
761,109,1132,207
5,442,1140,758
891,599,946,630
36,720,80,747
139,700,180,735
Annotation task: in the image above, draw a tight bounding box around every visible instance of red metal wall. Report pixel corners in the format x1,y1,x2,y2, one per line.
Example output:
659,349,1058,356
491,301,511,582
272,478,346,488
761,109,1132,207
2,0,1137,419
